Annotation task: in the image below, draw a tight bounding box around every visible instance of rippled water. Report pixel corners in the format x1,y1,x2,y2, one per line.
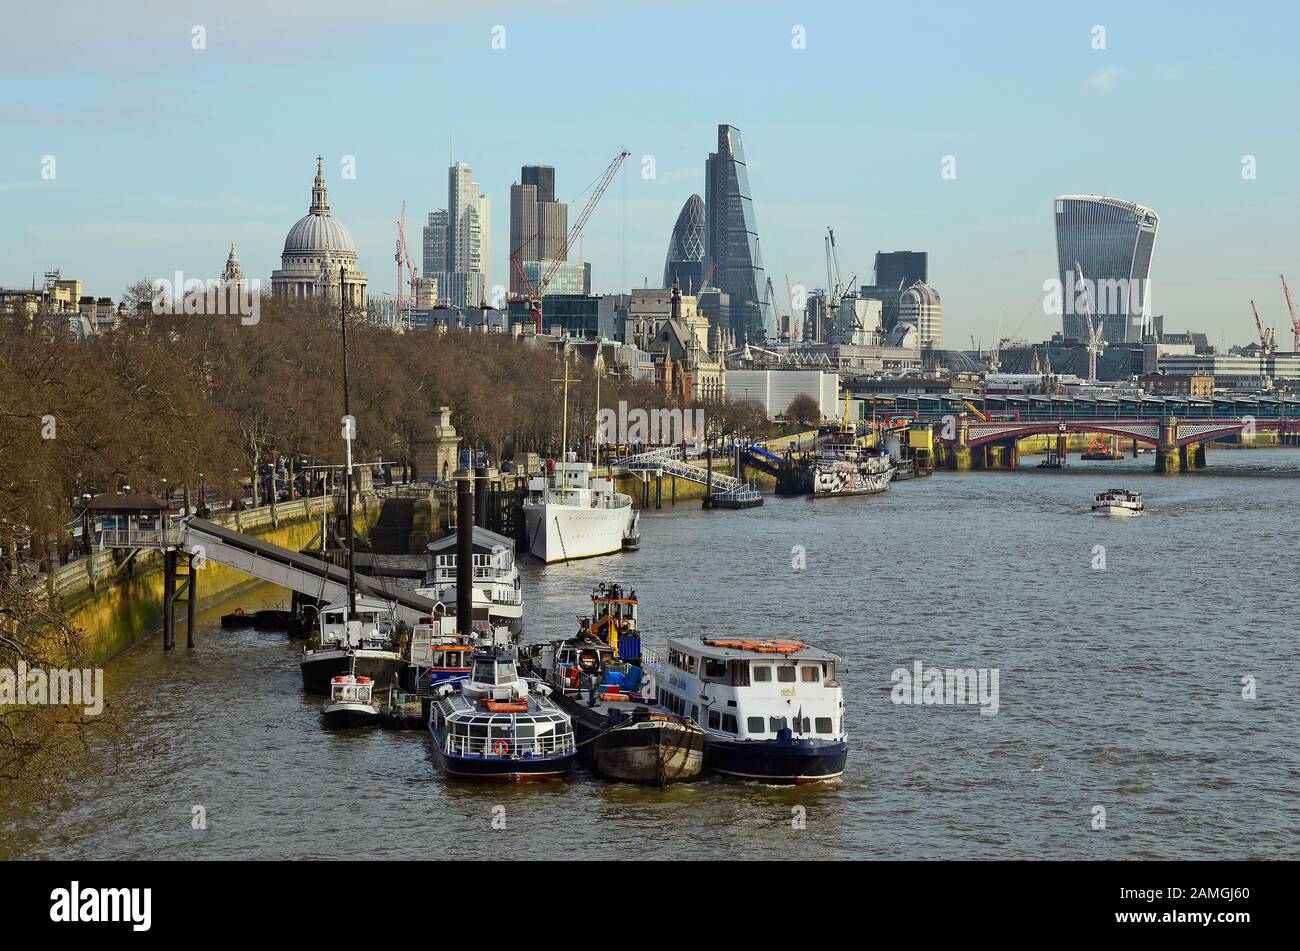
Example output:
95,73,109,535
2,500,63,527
5,449,1299,859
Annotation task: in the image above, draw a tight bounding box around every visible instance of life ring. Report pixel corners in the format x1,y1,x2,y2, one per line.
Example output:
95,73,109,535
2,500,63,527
491,739,510,757
234,607,245,616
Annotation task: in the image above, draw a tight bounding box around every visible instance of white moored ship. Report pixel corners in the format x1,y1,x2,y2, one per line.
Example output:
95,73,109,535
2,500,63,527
523,454,637,563
1091,488,1144,516
522,364,637,564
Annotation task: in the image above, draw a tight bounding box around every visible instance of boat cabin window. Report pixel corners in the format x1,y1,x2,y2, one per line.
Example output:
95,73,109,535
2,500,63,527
776,665,797,683
708,710,721,729
669,650,696,674
747,716,764,734
472,658,517,684
769,716,787,732
752,665,772,683
816,717,833,735
729,661,750,687
800,665,820,683
702,658,728,682
720,714,738,734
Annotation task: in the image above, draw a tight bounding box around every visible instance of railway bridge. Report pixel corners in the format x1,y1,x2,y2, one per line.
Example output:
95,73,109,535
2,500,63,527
937,415,1291,472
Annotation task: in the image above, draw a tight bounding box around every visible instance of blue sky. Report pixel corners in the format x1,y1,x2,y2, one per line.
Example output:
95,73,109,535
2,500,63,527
2,0,1298,347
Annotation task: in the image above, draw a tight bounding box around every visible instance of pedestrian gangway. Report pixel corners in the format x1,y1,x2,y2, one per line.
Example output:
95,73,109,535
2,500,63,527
613,447,743,492
177,516,439,624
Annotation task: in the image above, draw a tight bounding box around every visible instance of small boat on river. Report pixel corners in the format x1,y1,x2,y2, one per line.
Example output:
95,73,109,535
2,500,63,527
1092,488,1143,516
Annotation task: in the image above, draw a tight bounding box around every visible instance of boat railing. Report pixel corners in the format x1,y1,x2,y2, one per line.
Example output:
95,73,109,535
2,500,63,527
443,731,576,758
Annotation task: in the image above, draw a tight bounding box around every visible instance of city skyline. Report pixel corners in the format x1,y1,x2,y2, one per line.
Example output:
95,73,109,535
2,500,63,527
2,0,1298,347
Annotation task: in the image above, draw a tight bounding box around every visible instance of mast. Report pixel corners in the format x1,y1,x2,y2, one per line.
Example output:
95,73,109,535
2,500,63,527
557,361,571,473
340,264,356,619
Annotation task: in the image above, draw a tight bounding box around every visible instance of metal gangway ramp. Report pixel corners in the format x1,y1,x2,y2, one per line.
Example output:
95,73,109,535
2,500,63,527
178,516,439,624
614,446,743,491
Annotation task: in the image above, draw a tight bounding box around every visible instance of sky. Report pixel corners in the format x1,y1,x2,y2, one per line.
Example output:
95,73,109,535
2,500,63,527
2,0,1299,349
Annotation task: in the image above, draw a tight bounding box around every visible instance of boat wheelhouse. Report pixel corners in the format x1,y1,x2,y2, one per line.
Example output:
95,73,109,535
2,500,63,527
300,594,404,693
429,649,576,782
646,637,847,784
415,526,523,633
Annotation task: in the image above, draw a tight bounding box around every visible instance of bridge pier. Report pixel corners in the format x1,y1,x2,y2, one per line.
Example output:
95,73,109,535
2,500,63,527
1156,416,1181,473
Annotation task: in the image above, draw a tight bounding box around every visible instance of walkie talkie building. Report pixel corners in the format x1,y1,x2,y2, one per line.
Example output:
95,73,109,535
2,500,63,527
1054,195,1159,343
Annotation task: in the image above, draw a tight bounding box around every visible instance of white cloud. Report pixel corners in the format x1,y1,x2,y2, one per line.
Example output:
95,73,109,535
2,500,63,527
1086,67,1123,94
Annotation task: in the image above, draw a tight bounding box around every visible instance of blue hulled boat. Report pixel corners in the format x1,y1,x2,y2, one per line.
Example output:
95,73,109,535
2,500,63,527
429,648,576,782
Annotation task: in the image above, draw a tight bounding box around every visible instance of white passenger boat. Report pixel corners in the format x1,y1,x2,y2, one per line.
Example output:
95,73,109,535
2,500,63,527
645,637,848,783
415,526,523,633
1091,488,1144,516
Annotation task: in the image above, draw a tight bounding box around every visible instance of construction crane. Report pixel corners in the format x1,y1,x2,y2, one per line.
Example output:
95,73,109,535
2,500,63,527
1281,274,1298,352
696,259,717,295
510,149,630,334
1250,299,1277,354
394,201,418,328
1074,260,1105,382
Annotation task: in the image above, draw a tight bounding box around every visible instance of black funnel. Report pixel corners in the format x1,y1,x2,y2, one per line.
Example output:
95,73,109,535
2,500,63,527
456,473,474,635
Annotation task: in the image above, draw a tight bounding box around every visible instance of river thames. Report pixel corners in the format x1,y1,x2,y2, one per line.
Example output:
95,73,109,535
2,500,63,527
4,450,1298,860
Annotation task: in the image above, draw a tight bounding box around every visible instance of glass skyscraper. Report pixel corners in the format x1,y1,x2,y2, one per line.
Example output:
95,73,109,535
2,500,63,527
663,194,707,292
705,125,775,343
1054,195,1159,343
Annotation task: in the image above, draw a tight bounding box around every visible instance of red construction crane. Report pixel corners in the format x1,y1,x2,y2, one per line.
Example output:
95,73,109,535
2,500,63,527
510,149,630,334
1251,299,1276,354
1282,274,1298,352
395,201,419,325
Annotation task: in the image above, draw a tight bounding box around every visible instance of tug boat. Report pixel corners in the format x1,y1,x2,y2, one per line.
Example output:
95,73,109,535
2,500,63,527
415,526,523,635
300,595,405,693
429,648,576,782
321,670,379,727
1092,488,1144,516
646,637,847,783
528,583,706,785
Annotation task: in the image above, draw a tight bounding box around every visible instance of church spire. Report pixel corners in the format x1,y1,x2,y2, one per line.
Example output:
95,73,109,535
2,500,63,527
310,155,330,214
